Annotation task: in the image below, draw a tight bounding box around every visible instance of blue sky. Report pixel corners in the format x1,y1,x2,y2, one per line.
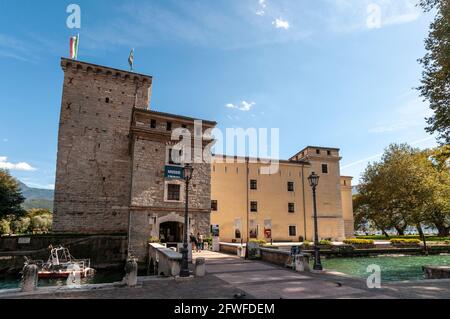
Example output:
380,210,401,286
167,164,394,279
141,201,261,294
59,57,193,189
0,0,438,189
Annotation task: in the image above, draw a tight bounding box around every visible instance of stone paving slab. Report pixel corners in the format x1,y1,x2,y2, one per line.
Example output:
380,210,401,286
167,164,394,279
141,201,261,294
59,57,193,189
1,251,450,299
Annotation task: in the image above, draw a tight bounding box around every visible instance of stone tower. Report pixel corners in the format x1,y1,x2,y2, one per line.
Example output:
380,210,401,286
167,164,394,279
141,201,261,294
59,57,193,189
53,58,153,233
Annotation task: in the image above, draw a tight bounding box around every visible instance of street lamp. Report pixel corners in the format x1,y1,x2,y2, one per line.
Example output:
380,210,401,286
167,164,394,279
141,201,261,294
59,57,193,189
180,163,194,277
308,172,323,271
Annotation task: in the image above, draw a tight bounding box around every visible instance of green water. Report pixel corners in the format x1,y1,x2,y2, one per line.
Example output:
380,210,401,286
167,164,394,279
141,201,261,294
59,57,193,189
0,270,124,290
321,254,450,282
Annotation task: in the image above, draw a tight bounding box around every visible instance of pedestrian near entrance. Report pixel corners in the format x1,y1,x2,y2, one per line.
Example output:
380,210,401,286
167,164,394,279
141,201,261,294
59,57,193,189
190,233,197,251
197,233,204,252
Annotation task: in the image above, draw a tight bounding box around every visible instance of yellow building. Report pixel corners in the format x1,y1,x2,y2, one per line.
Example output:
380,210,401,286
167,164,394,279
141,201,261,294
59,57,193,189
211,146,354,242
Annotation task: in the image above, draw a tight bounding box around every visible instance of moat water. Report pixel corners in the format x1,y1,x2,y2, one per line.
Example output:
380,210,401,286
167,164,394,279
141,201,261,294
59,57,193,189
321,254,450,282
0,270,123,290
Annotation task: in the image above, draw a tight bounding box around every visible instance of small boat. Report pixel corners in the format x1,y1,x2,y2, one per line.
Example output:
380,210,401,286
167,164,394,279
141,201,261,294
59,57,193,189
25,246,95,280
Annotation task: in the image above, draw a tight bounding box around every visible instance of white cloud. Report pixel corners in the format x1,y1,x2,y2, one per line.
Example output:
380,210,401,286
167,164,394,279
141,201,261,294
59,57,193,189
2,138,8,142
256,0,267,16
272,18,290,30
0,156,36,171
226,101,256,112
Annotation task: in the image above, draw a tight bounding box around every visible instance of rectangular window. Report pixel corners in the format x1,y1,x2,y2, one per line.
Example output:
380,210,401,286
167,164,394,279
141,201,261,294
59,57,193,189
211,200,218,211
327,150,331,156
168,148,182,165
250,201,258,212
249,220,258,239
181,124,187,129
288,203,295,213
322,164,329,174
167,184,181,201
166,122,172,131
316,149,321,155
287,182,294,192
234,219,242,239
289,225,297,237
250,180,257,190
150,119,157,128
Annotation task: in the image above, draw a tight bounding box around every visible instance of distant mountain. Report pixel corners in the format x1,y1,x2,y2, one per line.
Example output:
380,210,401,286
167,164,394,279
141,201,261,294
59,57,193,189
22,199,53,211
18,182,54,212
18,182,54,201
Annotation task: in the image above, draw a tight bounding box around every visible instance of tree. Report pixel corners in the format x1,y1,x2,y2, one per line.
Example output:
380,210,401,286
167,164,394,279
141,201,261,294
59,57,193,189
0,169,25,219
28,209,52,233
0,218,11,235
356,144,450,244
422,146,450,236
418,0,450,144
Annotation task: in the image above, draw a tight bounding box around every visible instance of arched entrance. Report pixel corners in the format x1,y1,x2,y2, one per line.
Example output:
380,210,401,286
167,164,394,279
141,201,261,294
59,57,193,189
159,221,183,243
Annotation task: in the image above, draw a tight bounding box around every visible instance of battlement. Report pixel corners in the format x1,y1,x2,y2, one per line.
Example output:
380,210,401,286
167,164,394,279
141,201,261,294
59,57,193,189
61,58,153,85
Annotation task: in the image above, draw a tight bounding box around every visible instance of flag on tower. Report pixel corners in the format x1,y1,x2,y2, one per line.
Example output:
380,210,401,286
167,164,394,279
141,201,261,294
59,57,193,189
70,34,79,60
128,48,134,71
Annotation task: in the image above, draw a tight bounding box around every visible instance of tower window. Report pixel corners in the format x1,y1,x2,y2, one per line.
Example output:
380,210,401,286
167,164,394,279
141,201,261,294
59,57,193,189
322,164,329,174
105,97,110,103
327,150,331,156
150,119,156,128
287,182,294,192
250,201,258,212
250,180,258,190
211,200,218,211
168,148,183,165
316,149,320,155
167,184,181,201
166,122,172,131
288,203,295,213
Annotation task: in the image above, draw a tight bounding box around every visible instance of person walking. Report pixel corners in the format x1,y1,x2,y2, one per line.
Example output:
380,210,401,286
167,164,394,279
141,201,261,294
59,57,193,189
197,233,204,252
190,233,197,251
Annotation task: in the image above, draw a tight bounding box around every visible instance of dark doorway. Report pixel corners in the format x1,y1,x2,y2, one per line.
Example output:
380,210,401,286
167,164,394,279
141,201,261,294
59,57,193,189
159,222,184,243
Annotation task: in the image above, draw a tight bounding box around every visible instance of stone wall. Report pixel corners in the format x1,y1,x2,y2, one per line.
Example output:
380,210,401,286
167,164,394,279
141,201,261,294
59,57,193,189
128,131,212,261
260,248,290,267
219,243,239,255
0,235,127,273
53,59,152,234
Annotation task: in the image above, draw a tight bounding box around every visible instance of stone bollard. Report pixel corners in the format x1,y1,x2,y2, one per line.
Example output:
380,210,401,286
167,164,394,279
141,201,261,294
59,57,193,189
194,258,206,277
21,264,38,292
294,254,310,272
123,258,138,287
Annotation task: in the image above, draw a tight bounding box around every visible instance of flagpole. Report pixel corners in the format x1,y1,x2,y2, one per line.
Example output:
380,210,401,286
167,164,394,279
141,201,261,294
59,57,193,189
76,33,80,60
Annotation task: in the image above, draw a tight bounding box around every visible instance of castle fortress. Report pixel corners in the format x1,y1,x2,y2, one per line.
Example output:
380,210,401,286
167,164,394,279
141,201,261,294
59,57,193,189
53,58,354,261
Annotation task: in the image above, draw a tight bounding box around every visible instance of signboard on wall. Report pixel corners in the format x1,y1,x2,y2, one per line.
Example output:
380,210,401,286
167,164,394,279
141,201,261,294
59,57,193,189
164,165,184,179
264,219,272,239
211,225,220,237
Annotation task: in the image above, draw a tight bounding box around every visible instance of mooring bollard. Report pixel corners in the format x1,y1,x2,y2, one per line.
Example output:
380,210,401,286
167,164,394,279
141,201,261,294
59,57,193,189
124,258,138,287
21,264,38,292
194,258,206,277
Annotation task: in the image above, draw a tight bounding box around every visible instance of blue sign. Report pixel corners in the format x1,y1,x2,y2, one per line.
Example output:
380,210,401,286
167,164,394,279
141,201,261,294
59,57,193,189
165,165,184,179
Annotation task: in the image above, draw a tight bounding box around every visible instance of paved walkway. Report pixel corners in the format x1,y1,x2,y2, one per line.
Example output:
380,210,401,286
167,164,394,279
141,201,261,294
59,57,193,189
196,251,450,299
1,251,450,299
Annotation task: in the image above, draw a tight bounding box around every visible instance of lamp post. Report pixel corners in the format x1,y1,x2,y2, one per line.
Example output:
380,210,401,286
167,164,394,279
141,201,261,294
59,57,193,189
180,163,194,277
308,172,323,271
